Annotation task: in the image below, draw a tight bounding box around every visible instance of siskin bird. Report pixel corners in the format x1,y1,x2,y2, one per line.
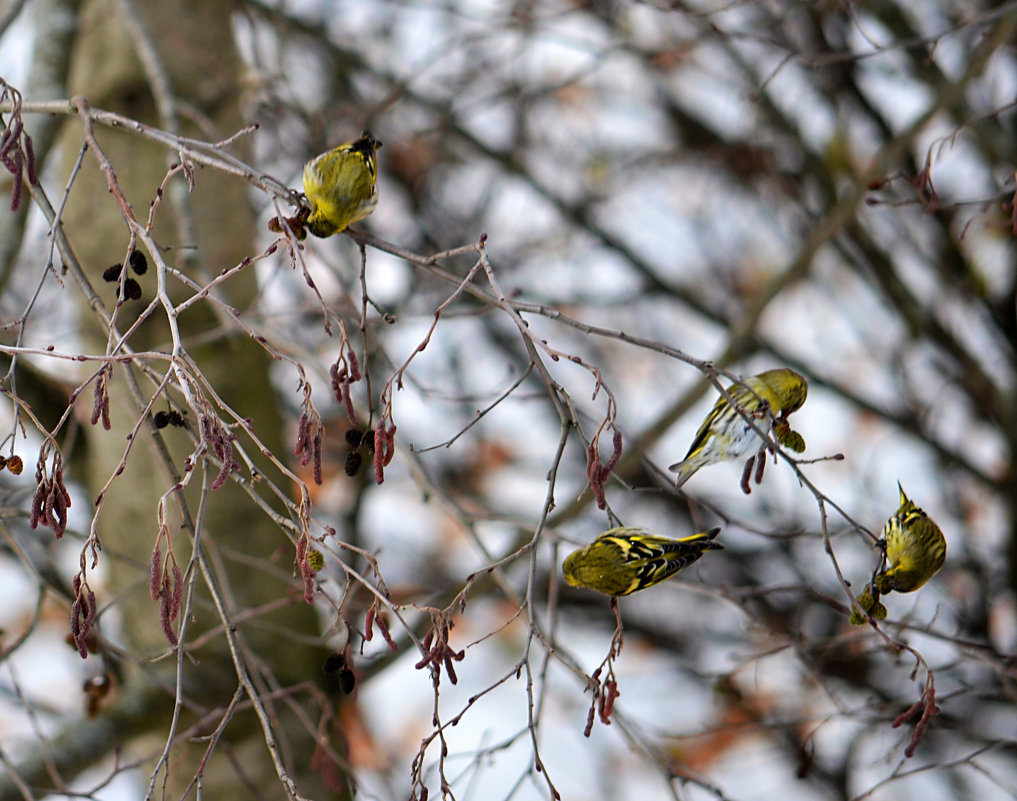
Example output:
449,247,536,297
562,526,723,597
668,368,808,488
302,131,382,238
873,483,946,594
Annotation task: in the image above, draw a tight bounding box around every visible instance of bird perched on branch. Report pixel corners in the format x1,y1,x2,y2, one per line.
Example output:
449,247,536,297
873,483,946,594
302,130,382,237
669,368,808,488
562,527,723,597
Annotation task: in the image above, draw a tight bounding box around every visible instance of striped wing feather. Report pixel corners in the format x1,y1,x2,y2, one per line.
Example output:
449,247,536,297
602,528,722,595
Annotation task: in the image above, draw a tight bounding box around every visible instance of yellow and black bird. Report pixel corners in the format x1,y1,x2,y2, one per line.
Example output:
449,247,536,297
873,483,946,594
562,527,723,597
669,369,808,488
302,131,382,238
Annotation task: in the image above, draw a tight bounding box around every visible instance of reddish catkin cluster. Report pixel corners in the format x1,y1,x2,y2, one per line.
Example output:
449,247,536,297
1,104,39,212
30,454,72,538
199,413,239,490
90,366,112,430
373,420,397,484
583,666,620,737
740,448,768,495
892,679,940,758
586,429,623,510
414,619,464,686
293,410,323,485
149,543,184,646
69,574,97,659
364,602,397,651
330,346,362,426
295,536,317,605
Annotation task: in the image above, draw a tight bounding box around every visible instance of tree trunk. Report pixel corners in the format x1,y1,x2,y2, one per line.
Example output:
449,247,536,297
51,1,340,797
